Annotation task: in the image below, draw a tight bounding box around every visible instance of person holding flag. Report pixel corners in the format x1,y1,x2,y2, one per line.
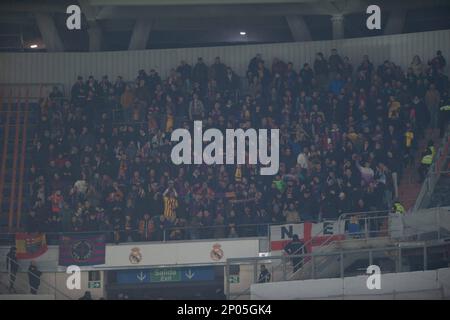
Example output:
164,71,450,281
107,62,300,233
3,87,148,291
163,181,179,221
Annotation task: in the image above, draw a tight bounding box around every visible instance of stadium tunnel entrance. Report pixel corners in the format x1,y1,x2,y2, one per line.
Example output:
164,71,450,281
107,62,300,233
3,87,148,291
105,266,225,300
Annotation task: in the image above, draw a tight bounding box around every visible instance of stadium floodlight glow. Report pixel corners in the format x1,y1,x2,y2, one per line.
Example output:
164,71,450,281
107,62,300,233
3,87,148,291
240,31,246,35
30,44,38,49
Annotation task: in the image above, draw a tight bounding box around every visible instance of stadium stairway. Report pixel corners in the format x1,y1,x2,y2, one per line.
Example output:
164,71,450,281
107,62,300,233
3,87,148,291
0,92,36,232
398,128,442,211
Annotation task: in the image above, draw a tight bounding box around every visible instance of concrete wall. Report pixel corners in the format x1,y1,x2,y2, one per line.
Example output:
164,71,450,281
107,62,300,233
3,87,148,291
0,271,105,300
0,238,262,272
0,29,448,93
251,267,450,300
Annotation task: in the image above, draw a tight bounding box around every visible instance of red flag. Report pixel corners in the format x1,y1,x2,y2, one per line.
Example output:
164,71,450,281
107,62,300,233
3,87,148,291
15,233,48,259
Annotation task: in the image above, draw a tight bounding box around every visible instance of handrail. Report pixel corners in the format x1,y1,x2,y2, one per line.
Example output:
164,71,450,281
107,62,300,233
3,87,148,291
228,211,394,299
228,221,333,300
0,83,66,98
337,210,390,234
0,90,13,223
8,94,22,230
227,237,450,299
413,126,450,211
227,239,447,264
0,209,401,244
3,258,72,300
16,88,30,229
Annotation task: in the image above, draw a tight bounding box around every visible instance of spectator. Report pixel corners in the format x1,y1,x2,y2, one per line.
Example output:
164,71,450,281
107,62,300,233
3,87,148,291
314,52,328,89
79,291,93,300
28,261,42,295
188,93,204,120
193,57,209,93
120,85,135,122
284,234,305,273
425,83,441,128
258,264,271,283
410,55,424,77
138,214,154,241
419,140,435,182
247,53,263,79
210,56,227,91
328,48,343,78
27,50,447,245
299,63,314,90
283,203,300,223
6,247,18,293
428,50,446,75
176,60,192,88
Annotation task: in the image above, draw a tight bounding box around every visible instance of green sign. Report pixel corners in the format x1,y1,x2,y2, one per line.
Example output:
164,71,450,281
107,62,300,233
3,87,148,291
88,281,101,289
229,275,240,284
150,269,181,282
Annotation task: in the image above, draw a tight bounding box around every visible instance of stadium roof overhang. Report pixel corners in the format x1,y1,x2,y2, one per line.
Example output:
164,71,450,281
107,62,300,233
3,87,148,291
0,0,449,51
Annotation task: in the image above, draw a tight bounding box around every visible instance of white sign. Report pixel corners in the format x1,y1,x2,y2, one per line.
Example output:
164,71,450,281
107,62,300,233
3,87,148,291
104,239,260,268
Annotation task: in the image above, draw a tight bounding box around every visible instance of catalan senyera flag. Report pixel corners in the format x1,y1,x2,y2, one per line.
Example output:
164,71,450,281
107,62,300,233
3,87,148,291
15,233,48,260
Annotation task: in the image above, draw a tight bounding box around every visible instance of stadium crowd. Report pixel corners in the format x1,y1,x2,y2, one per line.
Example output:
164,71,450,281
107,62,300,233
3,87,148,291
25,49,448,242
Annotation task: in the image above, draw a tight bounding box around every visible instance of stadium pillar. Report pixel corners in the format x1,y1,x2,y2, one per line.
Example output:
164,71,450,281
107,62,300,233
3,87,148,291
331,14,345,40
88,23,102,52
384,10,406,35
34,13,64,52
285,15,311,42
128,19,153,51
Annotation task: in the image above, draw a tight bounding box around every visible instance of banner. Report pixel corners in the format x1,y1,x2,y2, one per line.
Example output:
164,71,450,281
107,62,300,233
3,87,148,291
15,233,48,259
58,234,106,266
270,221,345,252
105,239,260,268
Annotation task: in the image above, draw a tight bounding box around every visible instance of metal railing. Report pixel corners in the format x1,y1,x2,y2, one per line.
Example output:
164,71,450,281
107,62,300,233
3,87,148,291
0,83,66,100
337,210,391,239
1,258,72,299
226,210,396,300
0,209,399,246
226,238,450,300
0,222,275,246
413,125,450,211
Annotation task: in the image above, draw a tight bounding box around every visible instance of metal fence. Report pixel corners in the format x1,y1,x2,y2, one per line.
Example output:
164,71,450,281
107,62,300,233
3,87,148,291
0,258,72,299
0,222,275,247
0,208,402,247
413,126,450,211
226,238,450,300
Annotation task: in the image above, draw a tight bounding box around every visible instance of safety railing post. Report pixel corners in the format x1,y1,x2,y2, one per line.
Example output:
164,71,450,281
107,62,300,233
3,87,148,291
437,207,441,240
225,261,230,300
423,245,428,271
364,217,369,240
311,255,316,279
340,252,344,278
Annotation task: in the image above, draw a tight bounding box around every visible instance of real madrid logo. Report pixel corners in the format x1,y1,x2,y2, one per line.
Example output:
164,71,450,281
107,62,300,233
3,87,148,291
129,247,142,264
72,240,92,262
210,243,224,261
